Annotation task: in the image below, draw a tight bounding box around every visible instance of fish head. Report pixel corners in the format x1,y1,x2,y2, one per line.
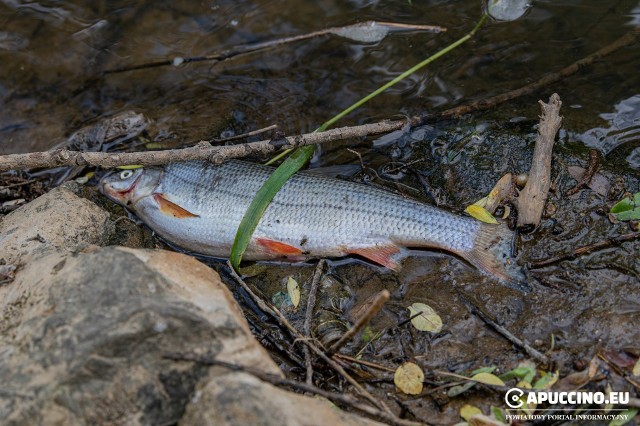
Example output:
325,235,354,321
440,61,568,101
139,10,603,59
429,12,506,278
100,167,159,206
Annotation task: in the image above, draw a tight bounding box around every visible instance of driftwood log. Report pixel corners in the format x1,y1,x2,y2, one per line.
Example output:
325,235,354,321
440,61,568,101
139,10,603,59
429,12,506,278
516,93,563,230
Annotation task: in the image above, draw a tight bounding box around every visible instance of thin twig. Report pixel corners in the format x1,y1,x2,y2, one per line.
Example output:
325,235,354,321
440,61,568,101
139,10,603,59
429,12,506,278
4,30,637,173
565,149,600,196
440,28,640,118
0,179,36,190
334,354,396,373
459,294,550,365
105,21,445,74
0,119,416,172
211,124,279,143
530,232,640,269
327,290,390,357
225,261,393,415
304,259,326,385
163,352,424,426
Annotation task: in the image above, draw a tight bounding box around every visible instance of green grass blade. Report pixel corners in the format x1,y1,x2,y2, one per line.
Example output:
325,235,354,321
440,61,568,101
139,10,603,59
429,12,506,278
229,144,315,269
229,13,489,270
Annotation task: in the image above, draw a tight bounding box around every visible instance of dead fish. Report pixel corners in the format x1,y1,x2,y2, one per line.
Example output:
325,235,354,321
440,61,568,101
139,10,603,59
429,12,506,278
101,160,525,288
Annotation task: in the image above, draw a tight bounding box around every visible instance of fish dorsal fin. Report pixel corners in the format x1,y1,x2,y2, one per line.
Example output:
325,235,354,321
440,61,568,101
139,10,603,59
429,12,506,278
256,238,303,256
153,193,200,218
348,244,401,270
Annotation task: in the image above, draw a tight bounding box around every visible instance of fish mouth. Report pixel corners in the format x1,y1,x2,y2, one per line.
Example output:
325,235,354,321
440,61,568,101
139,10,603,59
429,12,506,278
101,172,143,205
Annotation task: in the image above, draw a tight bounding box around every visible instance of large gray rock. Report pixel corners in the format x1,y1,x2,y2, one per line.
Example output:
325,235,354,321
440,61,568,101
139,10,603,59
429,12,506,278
0,189,383,425
0,182,111,265
183,371,384,426
0,247,280,425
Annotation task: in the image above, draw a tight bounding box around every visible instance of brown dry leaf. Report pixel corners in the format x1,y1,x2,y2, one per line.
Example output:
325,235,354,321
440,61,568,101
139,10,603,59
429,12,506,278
394,362,424,395
408,302,443,332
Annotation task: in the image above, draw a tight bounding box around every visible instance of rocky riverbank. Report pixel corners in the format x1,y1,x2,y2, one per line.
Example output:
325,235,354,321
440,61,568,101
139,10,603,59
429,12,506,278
0,183,381,425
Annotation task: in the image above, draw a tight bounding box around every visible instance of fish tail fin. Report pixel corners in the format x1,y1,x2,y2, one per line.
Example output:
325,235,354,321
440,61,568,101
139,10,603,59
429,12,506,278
462,223,529,292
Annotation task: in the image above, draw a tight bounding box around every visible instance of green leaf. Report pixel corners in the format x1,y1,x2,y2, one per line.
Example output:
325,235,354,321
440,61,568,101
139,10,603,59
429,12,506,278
230,145,315,269
609,408,638,426
448,381,476,397
472,366,497,375
499,364,535,382
471,372,505,386
610,192,640,221
633,358,640,377
491,406,506,423
533,370,558,389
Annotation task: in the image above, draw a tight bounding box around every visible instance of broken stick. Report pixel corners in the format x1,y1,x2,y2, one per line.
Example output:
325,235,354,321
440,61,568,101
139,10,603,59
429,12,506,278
516,93,563,231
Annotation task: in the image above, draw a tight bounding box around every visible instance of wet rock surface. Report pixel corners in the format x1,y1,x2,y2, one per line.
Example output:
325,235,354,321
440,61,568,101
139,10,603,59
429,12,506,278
0,188,381,425
0,182,111,265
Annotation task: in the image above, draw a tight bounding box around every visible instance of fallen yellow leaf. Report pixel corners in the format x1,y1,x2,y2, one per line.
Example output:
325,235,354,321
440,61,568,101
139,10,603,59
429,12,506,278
394,362,424,395
465,204,499,224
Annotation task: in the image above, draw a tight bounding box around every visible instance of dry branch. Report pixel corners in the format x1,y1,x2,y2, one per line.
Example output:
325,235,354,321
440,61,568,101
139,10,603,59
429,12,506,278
304,259,326,385
0,120,415,172
516,94,562,230
4,29,637,174
225,262,394,415
326,290,390,357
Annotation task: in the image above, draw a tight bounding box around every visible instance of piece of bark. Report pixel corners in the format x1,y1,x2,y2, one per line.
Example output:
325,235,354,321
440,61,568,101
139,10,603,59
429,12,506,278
484,173,513,213
516,94,562,231
566,165,610,197
565,149,601,196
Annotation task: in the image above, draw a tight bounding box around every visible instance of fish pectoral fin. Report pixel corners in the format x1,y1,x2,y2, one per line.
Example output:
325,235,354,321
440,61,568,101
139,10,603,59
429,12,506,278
153,193,200,218
255,238,303,256
348,244,401,271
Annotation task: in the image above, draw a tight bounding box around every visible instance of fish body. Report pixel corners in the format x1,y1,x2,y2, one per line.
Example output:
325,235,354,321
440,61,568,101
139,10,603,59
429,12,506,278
101,160,523,286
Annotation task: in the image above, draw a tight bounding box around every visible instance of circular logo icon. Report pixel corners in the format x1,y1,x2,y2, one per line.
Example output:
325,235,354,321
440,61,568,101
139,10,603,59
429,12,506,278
505,388,524,408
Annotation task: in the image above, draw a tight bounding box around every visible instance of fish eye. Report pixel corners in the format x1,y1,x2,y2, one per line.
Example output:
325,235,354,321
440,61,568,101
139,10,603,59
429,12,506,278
120,170,134,180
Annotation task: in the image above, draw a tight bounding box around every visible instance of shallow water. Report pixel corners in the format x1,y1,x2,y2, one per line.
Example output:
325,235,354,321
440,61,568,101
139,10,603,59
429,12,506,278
2,0,640,423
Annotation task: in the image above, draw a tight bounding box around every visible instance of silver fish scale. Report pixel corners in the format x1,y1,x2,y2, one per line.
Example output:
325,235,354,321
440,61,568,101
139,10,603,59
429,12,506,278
142,160,479,258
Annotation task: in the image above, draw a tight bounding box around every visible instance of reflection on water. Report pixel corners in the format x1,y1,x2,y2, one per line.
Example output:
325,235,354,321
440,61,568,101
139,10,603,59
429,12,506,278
579,94,640,168
1,1,639,156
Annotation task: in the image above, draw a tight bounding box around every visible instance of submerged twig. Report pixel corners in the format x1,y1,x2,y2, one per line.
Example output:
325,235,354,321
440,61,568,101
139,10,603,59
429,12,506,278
516,93,562,231
565,149,600,196
440,28,640,118
211,124,279,143
529,232,640,269
326,290,390,357
163,352,424,426
105,21,445,74
304,259,326,385
459,294,550,365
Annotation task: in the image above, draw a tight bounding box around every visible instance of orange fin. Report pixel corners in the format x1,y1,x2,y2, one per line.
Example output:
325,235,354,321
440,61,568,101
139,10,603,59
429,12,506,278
256,238,303,256
153,193,199,218
348,245,401,270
